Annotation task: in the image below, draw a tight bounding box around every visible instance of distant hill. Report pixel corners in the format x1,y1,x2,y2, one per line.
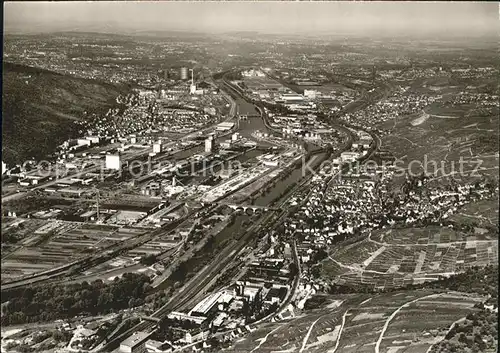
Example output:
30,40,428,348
2,62,131,165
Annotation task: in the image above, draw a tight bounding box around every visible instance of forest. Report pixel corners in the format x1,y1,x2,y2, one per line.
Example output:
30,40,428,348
1,273,151,325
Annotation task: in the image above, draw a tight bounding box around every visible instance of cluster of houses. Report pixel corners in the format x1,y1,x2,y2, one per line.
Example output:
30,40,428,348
280,140,497,270
342,86,442,127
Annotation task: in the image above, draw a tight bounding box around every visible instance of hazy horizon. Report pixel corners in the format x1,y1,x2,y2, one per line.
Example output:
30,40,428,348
4,1,499,37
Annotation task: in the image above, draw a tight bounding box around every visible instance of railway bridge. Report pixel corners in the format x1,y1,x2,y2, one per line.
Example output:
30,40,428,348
139,316,161,323
201,201,279,215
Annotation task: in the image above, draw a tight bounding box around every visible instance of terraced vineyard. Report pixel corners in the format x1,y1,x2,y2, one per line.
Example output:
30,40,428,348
323,226,498,290
230,291,484,353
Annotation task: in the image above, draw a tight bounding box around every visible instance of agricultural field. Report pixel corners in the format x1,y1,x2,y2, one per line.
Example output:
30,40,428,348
322,226,497,290
448,198,499,230
1,221,146,282
378,95,499,181
1,218,47,255
230,291,484,353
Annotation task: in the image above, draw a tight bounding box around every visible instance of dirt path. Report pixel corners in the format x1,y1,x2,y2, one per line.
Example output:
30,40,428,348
299,316,322,352
374,293,441,353
329,310,349,353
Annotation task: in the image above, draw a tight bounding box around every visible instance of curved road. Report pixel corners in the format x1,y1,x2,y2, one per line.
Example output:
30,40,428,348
374,293,441,353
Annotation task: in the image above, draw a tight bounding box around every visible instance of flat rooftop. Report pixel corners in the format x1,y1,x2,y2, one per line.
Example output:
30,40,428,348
120,331,150,349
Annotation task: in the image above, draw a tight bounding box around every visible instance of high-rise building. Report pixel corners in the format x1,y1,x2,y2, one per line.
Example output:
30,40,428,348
180,67,188,80
204,136,214,153
189,68,196,94
105,154,121,170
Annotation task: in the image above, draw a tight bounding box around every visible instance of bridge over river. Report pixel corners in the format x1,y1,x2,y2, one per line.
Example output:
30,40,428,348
200,201,280,214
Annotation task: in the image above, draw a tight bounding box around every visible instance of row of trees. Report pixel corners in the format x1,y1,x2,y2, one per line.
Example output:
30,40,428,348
1,273,152,325
415,265,498,303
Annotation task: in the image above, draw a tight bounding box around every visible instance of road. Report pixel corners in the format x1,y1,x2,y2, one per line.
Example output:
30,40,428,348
424,316,466,353
2,145,154,203
1,94,240,205
367,231,494,248
1,80,244,289
1,211,202,290
100,202,292,351
375,293,441,353
249,325,282,353
331,310,349,353
299,317,321,352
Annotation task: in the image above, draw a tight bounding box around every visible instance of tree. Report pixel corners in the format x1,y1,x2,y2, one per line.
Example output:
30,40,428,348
139,254,157,266
1,273,152,325
288,263,299,281
52,330,68,342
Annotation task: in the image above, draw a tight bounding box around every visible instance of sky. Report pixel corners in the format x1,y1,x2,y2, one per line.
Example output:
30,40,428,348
4,1,499,37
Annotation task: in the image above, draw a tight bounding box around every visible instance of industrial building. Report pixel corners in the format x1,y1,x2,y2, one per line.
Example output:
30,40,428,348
340,151,361,163
153,143,162,154
145,340,172,353
303,89,319,99
216,121,235,131
105,154,122,170
168,311,207,325
120,331,151,353
359,136,373,149
220,140,232,149
280,93,305,103
189,289,234,317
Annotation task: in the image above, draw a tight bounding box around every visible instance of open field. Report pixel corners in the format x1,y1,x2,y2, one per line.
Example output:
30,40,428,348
230,291,484,353
322,226,497,290
1,221,146,281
